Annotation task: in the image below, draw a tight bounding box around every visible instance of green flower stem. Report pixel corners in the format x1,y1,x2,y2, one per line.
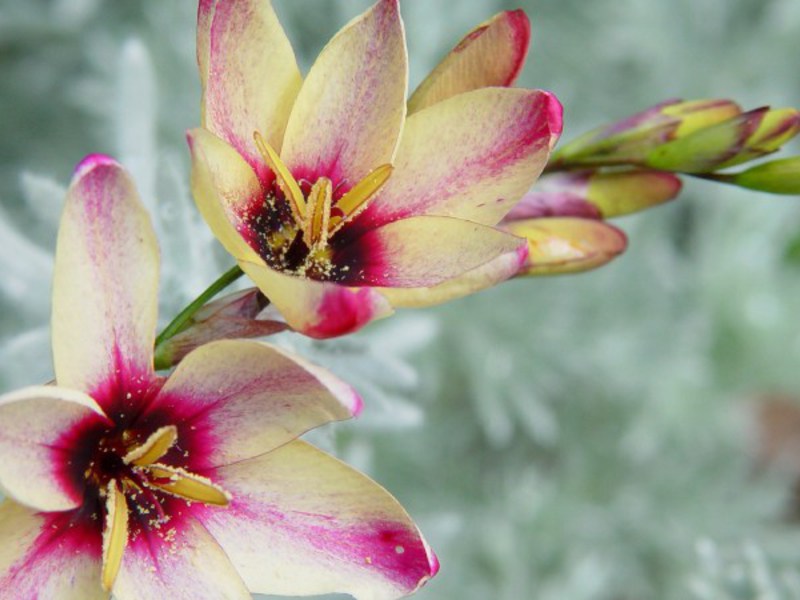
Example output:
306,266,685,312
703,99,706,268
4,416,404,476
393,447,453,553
154,265,245,362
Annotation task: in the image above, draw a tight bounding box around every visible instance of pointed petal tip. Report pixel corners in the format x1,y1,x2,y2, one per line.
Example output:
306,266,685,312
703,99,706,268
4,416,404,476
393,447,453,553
495,9,530,84
73,154,121,180
303,286,394,339
543,91,564,146
350,390,365,418
425,538,440,578
503,8,531,50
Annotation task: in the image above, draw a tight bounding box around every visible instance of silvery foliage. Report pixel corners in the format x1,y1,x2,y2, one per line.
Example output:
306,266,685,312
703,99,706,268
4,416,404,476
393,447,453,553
1,0,800,598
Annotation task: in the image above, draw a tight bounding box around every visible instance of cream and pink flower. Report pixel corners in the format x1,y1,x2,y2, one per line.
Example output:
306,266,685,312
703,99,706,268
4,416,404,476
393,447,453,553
189,0,564,338
0,156,437,599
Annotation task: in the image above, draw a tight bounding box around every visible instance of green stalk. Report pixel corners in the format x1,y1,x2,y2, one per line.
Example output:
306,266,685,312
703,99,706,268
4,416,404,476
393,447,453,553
154,265,245,355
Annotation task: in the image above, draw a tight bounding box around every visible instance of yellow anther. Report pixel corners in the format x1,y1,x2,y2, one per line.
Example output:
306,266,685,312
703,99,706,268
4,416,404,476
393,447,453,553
253,131,306,224
145,464,231,507
123,425,178,466
304,178,333,248
101,480,129,592
328,164,393,236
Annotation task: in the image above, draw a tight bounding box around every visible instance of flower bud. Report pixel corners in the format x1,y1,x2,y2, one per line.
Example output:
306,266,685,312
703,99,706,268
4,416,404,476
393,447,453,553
730,157,800,195
646,107,800,173
506,169,681,221
504,217,627,276
552,99,741,167
154,288,286,369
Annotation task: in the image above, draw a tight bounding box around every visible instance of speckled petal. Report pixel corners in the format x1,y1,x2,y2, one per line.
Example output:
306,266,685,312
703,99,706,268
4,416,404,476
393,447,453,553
199,440,438,599
52,155,159,403
357,88,562,230
0,386,107,512
199,0,302,177
378,244,528,308
112,516,249,600
148,339,361,469
337,215,527,288
280,0,407,188
0,500,106,599
187,128,265,265
239,261,394,339
408,10,530,113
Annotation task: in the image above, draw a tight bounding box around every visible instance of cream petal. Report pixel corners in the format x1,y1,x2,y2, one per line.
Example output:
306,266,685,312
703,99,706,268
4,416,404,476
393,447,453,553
52,155,159,403
336,215,527,288
200,0,302,176
239,261,394,339
200,441,437,599
112,517,249,600
0,500,106,599
378,243,528,308
0,385,107,512
149,339,361,469
357,88,562,230
187,128,267,265
280,0,408,188
408,10,531,113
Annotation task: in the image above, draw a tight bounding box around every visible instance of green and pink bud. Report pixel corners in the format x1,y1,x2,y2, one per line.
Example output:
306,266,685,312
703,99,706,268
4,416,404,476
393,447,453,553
507,169,682,220
153,288,287,370
551,99,741,167
645,107,800,173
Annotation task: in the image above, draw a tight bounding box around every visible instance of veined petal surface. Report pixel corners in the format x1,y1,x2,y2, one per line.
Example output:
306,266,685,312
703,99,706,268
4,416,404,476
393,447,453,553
200,0,302,177
358,88,561,230
408,10,531,113
52,155,159,408
200,441,437,599
187,128,265,264
281,0,408,188
0,386,106,512
113,517,249,600
379,245,528,308
338,215,527,288
148,340,361,469
0,501,105,600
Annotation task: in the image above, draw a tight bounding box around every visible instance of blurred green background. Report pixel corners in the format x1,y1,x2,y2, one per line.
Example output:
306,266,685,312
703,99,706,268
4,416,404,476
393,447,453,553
2,0,800,598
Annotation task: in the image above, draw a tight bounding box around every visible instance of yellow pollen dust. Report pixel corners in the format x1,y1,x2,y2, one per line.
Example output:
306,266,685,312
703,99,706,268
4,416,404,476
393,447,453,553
97,427,232,593
253,131,393,249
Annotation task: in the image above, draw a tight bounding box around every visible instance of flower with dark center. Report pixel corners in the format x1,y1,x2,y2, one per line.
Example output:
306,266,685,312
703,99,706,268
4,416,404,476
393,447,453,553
189,0,563,338
0,156,437,599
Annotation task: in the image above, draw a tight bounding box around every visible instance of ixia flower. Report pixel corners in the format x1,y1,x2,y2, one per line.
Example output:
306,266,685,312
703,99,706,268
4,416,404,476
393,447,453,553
0,156,437,599
189,0,562,338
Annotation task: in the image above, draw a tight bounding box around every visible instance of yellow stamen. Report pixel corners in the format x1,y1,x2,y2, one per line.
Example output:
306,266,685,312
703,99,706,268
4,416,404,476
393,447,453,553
303,177,333,248
101,480,129,592
253,131,306,223
328,164,393,236
122,425,178,466
145,464,231,507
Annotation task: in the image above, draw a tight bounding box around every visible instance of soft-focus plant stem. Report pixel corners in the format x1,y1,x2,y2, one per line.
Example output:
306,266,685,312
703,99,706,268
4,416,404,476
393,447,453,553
153,265,245,367
689,172,735,184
